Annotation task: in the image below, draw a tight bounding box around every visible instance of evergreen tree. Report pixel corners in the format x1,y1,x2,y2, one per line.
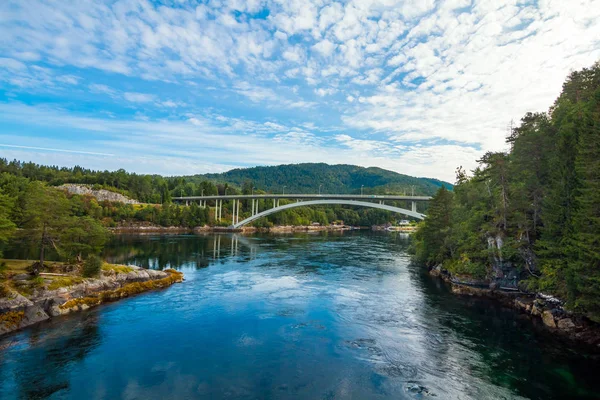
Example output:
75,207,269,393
564,78,600,319
20,182,72,274
0,189,16,257
413,186,453,266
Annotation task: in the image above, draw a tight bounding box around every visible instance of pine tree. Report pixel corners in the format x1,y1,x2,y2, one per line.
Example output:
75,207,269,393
413,186,454,266
565,82,600,319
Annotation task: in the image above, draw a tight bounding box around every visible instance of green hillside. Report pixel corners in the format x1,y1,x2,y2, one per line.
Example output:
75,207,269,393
198,163,451,196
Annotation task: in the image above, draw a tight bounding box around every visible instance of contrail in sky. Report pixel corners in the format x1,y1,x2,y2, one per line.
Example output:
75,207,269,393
0,144,114,157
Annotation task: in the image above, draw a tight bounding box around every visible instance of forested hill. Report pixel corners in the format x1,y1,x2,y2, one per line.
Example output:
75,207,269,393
199,163,451,195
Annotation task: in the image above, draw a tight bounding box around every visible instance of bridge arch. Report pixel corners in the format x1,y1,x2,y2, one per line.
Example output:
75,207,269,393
231,199,425,228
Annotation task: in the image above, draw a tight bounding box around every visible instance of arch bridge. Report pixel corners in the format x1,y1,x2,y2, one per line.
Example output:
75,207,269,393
172,194,430,228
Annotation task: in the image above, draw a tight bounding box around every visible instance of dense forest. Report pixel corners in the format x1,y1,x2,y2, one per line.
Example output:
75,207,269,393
413,62,600,321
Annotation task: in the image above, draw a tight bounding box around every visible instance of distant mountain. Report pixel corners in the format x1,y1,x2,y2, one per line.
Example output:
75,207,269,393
197,163,452,196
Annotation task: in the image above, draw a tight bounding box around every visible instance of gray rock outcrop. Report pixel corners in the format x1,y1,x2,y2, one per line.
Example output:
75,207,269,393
58,184,139,204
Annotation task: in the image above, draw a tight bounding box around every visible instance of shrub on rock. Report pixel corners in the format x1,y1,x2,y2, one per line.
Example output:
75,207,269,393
82,255,102,278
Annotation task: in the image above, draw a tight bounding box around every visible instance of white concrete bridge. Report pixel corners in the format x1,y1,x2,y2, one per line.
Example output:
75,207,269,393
172,194,431,228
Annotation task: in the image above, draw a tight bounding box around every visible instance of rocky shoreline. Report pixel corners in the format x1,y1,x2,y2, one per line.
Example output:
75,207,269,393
0,265,183,336
430,266,600,350
110,223,357,234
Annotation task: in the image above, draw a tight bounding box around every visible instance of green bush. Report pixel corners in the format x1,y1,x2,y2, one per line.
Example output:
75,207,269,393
82,255,103,277
31,276,45,286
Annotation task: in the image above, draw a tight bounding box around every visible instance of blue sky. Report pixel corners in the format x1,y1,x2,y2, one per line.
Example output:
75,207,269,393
0,0,599,181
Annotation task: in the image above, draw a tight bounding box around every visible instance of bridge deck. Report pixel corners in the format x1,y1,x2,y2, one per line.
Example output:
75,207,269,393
173,194,431,202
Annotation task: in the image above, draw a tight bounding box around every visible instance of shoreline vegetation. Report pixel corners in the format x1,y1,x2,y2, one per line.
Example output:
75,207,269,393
0,259,183,336
108,222,417,234
411,62,600,350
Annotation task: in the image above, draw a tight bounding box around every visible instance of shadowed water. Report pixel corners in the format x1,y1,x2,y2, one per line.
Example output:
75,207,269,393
1,232,599,399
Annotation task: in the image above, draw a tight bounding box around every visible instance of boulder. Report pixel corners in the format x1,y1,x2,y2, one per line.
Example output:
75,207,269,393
0,293,50,335
515,298,532,312
47,297,67,317
0,291,33,312
542,310,556,328
147,270,168,280
557,318,576,330
22,305,50,327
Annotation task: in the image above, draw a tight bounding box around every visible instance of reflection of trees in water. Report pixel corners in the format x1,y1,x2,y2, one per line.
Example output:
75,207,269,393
14,314,101,399
101,232,402,272
410,263,599,399
103,234,267,270
103,234,217,270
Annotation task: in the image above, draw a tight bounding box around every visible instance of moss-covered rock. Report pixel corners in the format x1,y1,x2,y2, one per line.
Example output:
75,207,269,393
0,311,24,330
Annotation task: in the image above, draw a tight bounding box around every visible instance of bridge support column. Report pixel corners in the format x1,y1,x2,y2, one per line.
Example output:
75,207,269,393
276,199,280,207
219,200,223,221
255,200,259,215
237,199,240,224
273,199,276,209
411,201,417,213
251,199,255,216
232,199,236,225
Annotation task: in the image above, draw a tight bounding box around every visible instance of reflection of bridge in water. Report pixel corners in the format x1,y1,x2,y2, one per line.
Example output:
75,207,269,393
173,194,431,228
211,234,258,260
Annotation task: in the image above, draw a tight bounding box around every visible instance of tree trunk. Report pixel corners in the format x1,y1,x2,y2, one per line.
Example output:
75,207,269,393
35,223,46,276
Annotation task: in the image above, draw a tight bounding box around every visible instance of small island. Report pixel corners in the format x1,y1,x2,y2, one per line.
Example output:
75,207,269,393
0,259,183,336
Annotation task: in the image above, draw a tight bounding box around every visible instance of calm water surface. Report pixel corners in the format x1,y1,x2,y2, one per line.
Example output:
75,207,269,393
1,232,599,399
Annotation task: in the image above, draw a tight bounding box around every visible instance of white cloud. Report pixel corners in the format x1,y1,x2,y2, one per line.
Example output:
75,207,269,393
124,92,156,103
312,39,336,57
0,103,478,180
89,83,116,96
0,0,599,181
315,87,337,97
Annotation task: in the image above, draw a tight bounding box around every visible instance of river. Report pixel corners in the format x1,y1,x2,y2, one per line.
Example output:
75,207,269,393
1,232,599,399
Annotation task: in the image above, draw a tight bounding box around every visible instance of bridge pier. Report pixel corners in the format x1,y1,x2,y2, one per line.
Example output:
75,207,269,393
411,201,417,213
232,199,236,225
